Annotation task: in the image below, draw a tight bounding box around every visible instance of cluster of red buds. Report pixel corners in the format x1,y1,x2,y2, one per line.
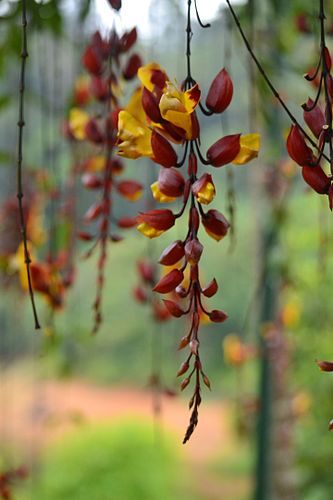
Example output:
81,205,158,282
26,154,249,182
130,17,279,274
0,466,27,500
117,0,259,442
67,2,143,333
286,10,333,209
133,259,171,322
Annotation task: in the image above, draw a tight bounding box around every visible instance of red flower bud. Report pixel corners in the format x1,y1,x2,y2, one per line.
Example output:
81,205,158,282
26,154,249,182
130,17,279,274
123,54,142,80
188,152,197,176
142,88,162,123
158,168,185,197
117,180,143,200
324,47,332,72
153,269,184,294
82,46,103,75
133,286,147,303
184,239,203,265
108,0,121,11
120,28,137,52
177,361,190,376
159,240,185,266
189,210,199,236
316,360,333,372
302,165,331,194
153,302,171,322
137,209,175,231
84,203,103,222
117,216,138,228
178,336,190,350
207,134,241,167
77,231,94,241
151,131,178,168
202,209,230,241
90,77,108,101
137,260,154,282
206,68,233,114
303,99,325,138
82,173,103,189
84,119,104,144
209,309,228,323
202,278,218,297
163,299,185,317
180,377,190,391
189,339,199,355
286,125,314,166
111,158,124,175
190,111,200,139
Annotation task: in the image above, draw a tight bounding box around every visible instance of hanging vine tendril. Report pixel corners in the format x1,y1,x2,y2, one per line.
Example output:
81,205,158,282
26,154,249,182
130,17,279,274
16,0,41,329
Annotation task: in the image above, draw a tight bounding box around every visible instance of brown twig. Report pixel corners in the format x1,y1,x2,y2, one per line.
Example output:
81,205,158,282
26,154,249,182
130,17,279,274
16,0,41,329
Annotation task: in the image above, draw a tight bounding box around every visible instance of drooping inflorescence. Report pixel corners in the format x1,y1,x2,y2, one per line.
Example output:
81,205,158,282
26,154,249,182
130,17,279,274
67,2,143,333
117,0,260,442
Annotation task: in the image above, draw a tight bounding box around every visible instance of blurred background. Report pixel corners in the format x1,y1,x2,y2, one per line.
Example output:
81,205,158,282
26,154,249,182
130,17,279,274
0,0,333,499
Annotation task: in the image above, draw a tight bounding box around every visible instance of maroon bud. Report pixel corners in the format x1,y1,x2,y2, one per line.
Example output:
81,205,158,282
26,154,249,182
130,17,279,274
142,88,162,122
177,361,190,377
190,111,200,139
190,206,200,232
90,77,108,101
108,0,121,10
202,209,230,241
117,216,138,228
324,47,332,72
123,54,142,80
178,336,190,350
209,309,228,323
77,231,94,241
329,419,333,431
202,278,218,297
153,269,184,294
84,203,103,222
180,377,190,391
163,299,185,317
120,28,137,52
302,165,331,194
151,131,178,168
286,125,314,166
159,240,185,266
184,239,203,265
329,185,333,211
207,134,241,167
82,173,103,189
137,209,176,230
316,360,333,372
82,45,103,75
188,152,197,176
158,167,184,197
175,285,187,298
133,286,147,303
303,99,325,138
206,68,233,114
203,374,211,390
137,260,154,282
117,180,142,200
189,339,199,355
84,119,104,144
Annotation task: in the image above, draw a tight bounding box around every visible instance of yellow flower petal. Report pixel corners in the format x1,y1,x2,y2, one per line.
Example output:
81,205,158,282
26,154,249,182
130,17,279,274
159,82,199,139
150,182,176,203
69,108,90,140
117,110,153,159
125,87,146,124
137,222,164,239
197,182,215,205
183,84,201,113
85,156,106,172
137,62,168,92
232,134,260,165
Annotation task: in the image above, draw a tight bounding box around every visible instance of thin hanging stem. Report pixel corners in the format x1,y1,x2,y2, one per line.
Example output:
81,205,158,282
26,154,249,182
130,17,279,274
319,0,333,176
225,0,331,164
16,0,41,329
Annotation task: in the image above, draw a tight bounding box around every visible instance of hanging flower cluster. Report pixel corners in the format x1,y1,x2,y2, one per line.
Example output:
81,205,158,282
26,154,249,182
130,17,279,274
286,22,333,208
117,53,260,441
67,7,143,333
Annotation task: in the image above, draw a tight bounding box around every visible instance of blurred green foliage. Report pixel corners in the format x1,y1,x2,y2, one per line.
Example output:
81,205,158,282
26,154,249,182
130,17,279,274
19,420,188,500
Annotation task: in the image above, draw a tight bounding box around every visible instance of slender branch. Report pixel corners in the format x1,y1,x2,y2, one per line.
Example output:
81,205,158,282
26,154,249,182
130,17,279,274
16,0,41,329
319,0,333,175
225,0,331,163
